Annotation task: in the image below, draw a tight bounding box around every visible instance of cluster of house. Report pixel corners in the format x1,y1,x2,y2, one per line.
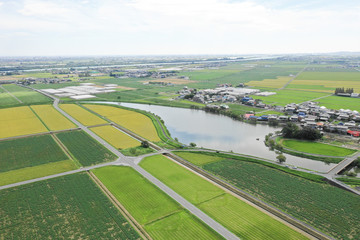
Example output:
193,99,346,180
245,101,360,137
177,86,271,104
19,77,72,85
41,83,117,100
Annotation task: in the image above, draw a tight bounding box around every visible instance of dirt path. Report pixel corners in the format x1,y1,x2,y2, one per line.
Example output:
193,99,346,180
279,64,309,90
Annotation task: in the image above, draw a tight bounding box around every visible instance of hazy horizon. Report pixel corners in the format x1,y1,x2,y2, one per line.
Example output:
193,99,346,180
1,0,360,56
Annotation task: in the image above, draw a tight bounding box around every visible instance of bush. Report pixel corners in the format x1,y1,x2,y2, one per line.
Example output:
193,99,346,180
141,141,149,148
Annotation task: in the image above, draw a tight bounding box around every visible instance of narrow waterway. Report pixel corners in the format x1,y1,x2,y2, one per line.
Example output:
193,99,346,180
93,101,335,172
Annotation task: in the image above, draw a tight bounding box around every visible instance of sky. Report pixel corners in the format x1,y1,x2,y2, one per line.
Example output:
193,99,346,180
0,0,359,56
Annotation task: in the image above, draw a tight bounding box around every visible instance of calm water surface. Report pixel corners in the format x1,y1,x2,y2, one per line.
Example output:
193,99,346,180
98,102,335,172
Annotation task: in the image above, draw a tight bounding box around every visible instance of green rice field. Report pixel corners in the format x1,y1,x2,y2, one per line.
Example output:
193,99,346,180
0,173,141,239
56,130,117,166
281,139,357,156
93,166,223,240
1,84,51,105
0,135,68,173
140,155,308,240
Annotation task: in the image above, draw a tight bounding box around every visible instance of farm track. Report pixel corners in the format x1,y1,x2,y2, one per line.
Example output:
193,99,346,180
279,63,309,90
0,84,23,103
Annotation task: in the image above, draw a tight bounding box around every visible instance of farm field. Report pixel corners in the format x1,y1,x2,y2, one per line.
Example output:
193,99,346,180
1,84,51,105
0,173,141,239
60,104,107,126
31,105,76,131
286,71,360,92
0,88,20,108
84,104,161,142
93,166,223,240
91,125,140,149
185,153,360,240
247,76,291,89
0,160,77,186
281,138,357,156
174,151,225,166
0,106,48,138
56,130,117,166
317,95,360,112
251,89,329,106
0,134,68,173
140,155,307,240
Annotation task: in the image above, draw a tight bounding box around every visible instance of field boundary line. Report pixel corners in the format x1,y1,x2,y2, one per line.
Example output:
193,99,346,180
87,171,152,240
28,105,51,131
279,63,309,90
0,84,23,103
0,128,81,142
51,134,82,168
143,209,183,226
165,152,333,240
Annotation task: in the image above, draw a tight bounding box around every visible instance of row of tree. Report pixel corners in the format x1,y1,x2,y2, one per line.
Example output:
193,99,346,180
335,87,354,94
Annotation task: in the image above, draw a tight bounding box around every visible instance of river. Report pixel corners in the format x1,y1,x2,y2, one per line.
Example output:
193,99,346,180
94,101,335,172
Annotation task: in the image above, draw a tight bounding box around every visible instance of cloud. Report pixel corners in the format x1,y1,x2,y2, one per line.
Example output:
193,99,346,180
0,0,360,55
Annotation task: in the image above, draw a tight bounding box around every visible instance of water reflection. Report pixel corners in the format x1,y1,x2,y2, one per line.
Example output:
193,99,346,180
100,102,335,172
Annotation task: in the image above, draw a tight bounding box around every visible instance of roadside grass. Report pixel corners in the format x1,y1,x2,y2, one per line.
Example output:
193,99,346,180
0,106,48,138
84,104,161,142
281,138,357,157
0,135,68,173
174,151,225,166
177,151,360,240
56,130,117,166
31,105,76,131
93,166,222,240
0,160,77,186
337,177,360,187
2,84,51,105
90,125,140,149
0,173,141,239
60,104,107,126
140,155,308,240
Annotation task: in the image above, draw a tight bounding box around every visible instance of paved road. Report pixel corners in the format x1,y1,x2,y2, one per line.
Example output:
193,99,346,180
15,88,240,240
326,152,360,176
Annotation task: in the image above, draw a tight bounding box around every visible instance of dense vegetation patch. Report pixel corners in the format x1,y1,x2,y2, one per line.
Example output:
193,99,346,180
0,173,141,239
0,135,68,173
56,130,117,166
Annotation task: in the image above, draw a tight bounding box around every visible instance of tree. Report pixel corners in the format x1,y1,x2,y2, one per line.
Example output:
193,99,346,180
174,137,179,142
141,141,149,148
281,122,299,138
276,153,286,163
297,127,322,140
189,142,197,147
